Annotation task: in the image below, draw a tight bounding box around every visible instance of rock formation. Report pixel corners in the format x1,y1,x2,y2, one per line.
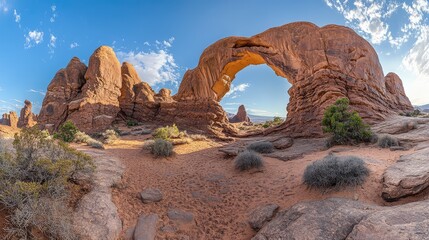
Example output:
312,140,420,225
229,105,250,123
0,111,18,128
18,100,37,128
38,22,413,136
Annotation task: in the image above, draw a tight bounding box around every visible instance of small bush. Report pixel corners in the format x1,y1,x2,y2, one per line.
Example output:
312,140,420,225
303,155,369,191
260,116,283,129
152,124,180,140
377,134,399,148
74,131,92,144
87,138,105,149
322,98,372,146
54,120,78,142
126,119,139,127
189,134,208,141
247,141,274,153
234,150,264,171
102,129,119,144
151,139,173,157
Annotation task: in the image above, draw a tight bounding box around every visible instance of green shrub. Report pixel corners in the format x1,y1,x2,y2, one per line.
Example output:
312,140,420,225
377,134,399,148
152,124,180,140
234,150,264,171
261,116,283,129
303,155,369,191
54,120,78,142
0,127,94,238
247,141,274,153
322,98,372,146
126,119,139,127
151,139,173,157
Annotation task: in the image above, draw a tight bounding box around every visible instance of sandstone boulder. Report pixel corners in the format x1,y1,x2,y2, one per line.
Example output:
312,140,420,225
248,204,279,230
133,214,158,240
140,188,163,203
230,105,250,123
18,100,37,128
382,148,429,201
119,62,144,117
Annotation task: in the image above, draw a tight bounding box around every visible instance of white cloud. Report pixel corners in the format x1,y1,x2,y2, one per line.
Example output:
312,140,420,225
70,42,79,48
225,83,250,98
50,5,57,22
402,26,429,76
28,89,46,96
49,34,56,48
117,42,179,86
0,0,8,12
13,9,20,23
24,30,44,48
246,108,275,117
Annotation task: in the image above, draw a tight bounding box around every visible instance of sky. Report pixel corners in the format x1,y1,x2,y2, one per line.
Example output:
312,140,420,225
0,0,428,117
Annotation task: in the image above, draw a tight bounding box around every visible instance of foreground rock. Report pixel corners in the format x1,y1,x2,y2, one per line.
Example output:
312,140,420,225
133,214,158,240
252,198,378,240
140,188,163,203
73,148,125,240
248,204,279,230
230,105,250,123
253,198,429,240
17,100,37,128
382,147,429,201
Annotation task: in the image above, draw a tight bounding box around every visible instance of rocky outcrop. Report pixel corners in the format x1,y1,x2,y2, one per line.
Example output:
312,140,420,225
382,147,429,201
253,198,429,240
0,111,18,128
229,105,250,123
18,100,37,128
176,22,413,137
38,57,87,132
38,22,412,137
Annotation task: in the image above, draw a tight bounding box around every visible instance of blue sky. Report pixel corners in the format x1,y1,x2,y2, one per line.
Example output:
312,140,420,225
0,0,428,117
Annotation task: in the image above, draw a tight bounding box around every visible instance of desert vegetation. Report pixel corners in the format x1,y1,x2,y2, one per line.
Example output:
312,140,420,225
54,120,78,143
322,98,372,147
148,139,174,157
247,141,274,153
0,127,94,239
234,150,264,171
377,134,399,148
303,154,369,191
102,129,119,144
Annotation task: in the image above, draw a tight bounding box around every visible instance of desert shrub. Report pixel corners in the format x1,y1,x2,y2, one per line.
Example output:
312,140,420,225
377,134,399,148
74,131,92,144
247,141,274,153
142,140,155,151
54,120,79,142
0,127,94,238
150,139,173,157
126,119,139,127
102,129,119,144
86,138,105,149
261,116,283,129
234,150,264,171
322,98,372,146
189,134,208,141
171,138,193,145
152,124,180,140
303,154,369,191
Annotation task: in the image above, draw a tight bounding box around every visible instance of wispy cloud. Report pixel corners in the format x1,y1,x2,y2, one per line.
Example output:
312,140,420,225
48,34,57,53
24,30,44,48
225,83,250,98
117,38,179,86
28,89,46,96
0,0,8,12
50,5,57,23
70,42,79,49
13,9,20,23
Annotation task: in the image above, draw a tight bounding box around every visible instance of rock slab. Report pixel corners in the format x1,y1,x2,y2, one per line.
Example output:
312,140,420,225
248,204,279,230
133,214,159,240
140,188,163,203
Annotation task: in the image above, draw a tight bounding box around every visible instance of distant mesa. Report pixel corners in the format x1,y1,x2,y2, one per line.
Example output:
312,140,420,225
229,105,251,123
37,22,412,137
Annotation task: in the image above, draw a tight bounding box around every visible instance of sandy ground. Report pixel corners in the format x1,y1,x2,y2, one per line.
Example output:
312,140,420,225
108,135,417,240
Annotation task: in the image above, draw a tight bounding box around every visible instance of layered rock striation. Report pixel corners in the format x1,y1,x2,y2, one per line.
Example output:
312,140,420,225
38,22,412,136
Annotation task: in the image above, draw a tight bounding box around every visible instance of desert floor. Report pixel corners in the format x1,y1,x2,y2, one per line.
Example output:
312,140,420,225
100,134,422,240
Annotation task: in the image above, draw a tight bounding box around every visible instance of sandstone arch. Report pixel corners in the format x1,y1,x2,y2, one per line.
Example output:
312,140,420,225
176,22,412,137
38,22,412,137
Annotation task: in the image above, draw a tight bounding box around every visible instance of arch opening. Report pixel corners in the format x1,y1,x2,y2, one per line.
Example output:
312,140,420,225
220,62,291,133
